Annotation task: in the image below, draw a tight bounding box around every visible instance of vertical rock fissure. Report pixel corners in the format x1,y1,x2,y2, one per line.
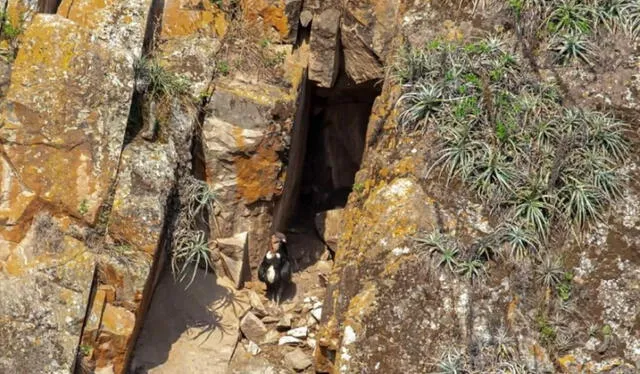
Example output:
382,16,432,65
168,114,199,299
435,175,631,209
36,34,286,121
71,265,99,373
125,8,244,369
71,0,169,371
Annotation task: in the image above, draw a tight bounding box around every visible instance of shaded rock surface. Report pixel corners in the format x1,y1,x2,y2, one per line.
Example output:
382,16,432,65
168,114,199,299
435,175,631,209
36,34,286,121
284,348,312,371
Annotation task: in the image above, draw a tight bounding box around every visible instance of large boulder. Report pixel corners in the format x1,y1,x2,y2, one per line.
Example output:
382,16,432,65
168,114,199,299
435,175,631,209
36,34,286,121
308,8,340,88
201,78,294,267
0,14,135,231
108,140,178,255
0,214,96,373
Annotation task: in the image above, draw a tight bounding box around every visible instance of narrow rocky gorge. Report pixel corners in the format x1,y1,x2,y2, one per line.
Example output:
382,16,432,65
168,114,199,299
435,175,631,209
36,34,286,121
1,0,639,373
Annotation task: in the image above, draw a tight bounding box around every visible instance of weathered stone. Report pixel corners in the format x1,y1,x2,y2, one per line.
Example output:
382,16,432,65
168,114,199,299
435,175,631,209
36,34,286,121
278,336,303,346
308,8,340,87
201,78,293,268
0,57,11,98
315,208,344,250
248,289,268,317
77,255,152,373
240,0,302,43
287,326,308,338
241,312,269,342
213,231,250,289
57,0,152,56
246,340,261,356
300,10,313,27
0,218,96,373
228,357,289,374
108,141,177,255
260,329,281,345
277,313,293,330
0,15,135,230
284,348,312,371
202,80,288,207
341,0,399,83
89,304,136,371
158,0,227,96
261,315,280,324
311,307,322,322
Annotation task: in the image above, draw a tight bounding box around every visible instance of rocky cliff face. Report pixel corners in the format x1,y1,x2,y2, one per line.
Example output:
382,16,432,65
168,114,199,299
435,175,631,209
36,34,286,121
315,1,640,374
0,0,638,373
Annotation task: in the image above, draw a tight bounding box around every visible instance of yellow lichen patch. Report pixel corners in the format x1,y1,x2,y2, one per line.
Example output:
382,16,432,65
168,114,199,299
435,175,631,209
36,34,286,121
394,157,417,175
234,142,281,204
218,78,290,107
162,0,228,38
3,228,94,278
382,254,412,277
344,282,378,326
6,0,36,28
58,0,113,30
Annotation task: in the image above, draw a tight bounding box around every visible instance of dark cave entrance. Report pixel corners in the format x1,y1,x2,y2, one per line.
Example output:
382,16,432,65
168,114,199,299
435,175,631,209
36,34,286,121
273,67,381,254
299,77,380,214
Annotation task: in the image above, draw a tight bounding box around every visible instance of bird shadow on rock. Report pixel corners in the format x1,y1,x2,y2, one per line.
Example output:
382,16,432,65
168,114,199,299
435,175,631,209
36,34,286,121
128,263,239,373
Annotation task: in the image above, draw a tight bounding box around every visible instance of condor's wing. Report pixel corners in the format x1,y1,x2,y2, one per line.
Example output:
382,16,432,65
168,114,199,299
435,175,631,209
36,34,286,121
280,259,292,283
258,258,268,283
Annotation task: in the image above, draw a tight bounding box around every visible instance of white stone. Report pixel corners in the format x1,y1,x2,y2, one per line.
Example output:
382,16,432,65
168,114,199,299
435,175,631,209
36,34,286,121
246,341,261,356
307,338,317,349
287,326,308,338
392,247,410,256
343,325,356,345
311,307,322,321
278,336,303,345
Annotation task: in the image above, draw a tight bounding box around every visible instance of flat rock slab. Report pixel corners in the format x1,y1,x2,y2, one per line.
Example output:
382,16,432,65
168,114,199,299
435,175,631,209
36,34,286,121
241,311,268,342
284,348,312,371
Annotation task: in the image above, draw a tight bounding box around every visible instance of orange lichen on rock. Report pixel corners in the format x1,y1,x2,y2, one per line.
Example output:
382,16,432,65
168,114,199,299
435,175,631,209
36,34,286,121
240,0,290,40
234,141,282,204
162,0,228,38
0,15,134,227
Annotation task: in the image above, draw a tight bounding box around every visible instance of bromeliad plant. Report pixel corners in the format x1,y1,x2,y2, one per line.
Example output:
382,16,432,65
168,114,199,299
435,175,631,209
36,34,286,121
171,229,213,288
414,230,486,280
171,177,221,289
510,0,640,65
398,36,630,260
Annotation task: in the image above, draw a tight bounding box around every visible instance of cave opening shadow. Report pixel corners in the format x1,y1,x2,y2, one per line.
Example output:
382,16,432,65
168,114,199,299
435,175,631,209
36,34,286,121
128,265,242,373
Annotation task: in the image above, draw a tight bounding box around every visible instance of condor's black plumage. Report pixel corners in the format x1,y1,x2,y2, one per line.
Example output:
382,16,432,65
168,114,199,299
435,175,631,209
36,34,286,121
258,232,292,304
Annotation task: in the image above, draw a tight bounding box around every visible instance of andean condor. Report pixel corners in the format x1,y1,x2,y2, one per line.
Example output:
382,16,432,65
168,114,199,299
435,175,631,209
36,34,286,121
258,232,292,304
